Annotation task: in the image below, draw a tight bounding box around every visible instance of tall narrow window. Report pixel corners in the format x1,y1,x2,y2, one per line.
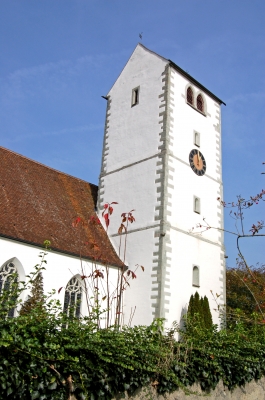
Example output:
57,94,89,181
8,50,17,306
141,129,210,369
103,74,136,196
197,94,204,113
0,261,18,317
187,87,194,105
63,277,82,318
192,266,200,287
194,131,200,147
194,196,201,214
131,86,140,107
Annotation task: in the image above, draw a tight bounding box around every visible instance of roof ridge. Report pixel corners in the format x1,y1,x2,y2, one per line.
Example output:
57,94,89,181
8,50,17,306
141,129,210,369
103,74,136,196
0,145,98,188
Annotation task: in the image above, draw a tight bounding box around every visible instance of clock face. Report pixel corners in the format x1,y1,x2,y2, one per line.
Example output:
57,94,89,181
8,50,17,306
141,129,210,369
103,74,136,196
189,149,206,176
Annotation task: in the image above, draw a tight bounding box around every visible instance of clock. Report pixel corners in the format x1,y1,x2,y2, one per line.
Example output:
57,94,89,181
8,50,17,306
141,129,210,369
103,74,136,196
189,149,206,176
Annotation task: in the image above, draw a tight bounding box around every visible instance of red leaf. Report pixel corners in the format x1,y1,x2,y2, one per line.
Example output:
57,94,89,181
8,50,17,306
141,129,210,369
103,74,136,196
72,216,83,227
109,206,113,215
103,204,108,209
111,202,118,204
94,270,104,279
140,265,145,272
58,287,63,294
104,213,109,227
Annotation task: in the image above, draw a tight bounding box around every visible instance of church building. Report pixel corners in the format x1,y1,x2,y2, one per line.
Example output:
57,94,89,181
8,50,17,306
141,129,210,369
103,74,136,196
0,44,226,327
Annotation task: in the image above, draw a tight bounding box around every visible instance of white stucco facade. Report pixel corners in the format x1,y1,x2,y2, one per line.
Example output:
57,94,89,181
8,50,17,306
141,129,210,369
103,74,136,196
98,44,225,327
0,236,119,324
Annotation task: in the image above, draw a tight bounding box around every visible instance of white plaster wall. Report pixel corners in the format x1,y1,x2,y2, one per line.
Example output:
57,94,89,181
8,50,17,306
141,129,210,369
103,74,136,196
166,229,224,327
99,47,168,326
100,158,159,236
99,45,225,328
106,44,167,171
170,68,222,183
168,157,222,244
111,228,158,327
99,160,161,326
160,67,225,326
0,237,119,324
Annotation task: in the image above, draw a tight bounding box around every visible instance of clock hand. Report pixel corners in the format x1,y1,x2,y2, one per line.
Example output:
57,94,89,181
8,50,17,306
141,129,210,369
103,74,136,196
197,150,200,166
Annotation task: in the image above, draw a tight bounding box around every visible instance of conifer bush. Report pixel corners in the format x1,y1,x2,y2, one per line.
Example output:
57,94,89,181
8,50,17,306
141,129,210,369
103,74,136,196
187,292,213,330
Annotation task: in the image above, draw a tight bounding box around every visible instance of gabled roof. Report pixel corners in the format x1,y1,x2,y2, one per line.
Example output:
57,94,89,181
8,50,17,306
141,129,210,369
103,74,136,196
168,59,226,106
0,147,123,268
107,43,225,105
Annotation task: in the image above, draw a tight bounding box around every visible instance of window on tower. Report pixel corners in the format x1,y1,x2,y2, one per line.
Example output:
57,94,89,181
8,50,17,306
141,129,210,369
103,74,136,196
196,94,204,113
194,131,200,147
192,266,200,287
131,86,140,107
187,87,194,105
193,196,201,214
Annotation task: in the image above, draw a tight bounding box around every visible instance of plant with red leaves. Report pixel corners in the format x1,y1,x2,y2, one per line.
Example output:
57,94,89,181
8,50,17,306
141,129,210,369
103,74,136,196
102,202,118,229
70,203,143,330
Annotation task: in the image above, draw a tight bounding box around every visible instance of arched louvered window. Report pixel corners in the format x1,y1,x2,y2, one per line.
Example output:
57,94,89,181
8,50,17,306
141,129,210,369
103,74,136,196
63,277,82,318
0,261,18,317
192,266,200,287
196,94,204,113
187,87,194,105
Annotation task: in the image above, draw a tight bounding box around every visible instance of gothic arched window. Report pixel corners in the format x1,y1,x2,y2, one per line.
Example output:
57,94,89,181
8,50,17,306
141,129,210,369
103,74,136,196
0,261,18,317
196,94,204,113
187,87,194,105
63,276,82,318
192,266,200,287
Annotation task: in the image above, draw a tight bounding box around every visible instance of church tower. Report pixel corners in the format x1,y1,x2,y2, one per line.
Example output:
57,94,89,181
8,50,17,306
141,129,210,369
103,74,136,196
98,44,225,327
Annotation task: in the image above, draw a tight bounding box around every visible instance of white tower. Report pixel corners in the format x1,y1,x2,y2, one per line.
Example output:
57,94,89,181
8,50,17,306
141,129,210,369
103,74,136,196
98,44,225,327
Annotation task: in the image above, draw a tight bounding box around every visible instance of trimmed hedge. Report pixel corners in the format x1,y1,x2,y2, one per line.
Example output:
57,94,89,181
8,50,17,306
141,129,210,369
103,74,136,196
1,310,265,399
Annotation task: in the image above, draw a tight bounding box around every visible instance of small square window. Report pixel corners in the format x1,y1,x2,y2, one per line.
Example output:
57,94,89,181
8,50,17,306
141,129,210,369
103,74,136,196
193,196,201,214
194,131,200,147
131,86,140,107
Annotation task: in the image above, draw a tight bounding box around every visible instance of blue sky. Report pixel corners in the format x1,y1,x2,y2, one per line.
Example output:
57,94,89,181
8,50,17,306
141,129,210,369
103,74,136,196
0,0,264,269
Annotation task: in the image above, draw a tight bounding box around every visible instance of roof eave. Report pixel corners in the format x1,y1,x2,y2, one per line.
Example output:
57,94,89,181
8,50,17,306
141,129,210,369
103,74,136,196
168,60,226,106
0,233,124,270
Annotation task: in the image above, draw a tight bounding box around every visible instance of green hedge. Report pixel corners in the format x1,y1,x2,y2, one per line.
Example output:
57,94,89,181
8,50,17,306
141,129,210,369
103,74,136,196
1,310,265,399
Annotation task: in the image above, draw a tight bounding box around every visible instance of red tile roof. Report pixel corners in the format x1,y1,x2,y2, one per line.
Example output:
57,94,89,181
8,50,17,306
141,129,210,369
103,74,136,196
0,146,123,268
